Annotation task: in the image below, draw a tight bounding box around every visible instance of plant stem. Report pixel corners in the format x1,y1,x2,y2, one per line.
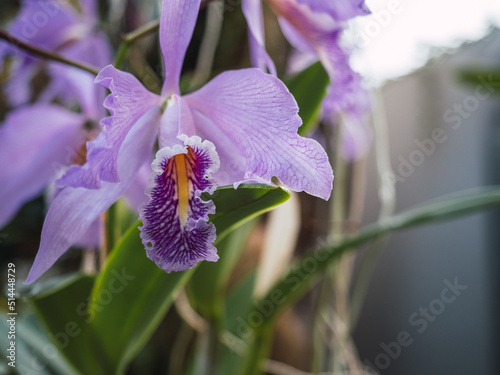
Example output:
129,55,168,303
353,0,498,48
349,90,396,330
113,20,161,68
190,1,224,90
0,28,100,75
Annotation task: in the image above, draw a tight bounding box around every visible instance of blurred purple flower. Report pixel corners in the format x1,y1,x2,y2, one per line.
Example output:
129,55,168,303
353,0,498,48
243,0,372,157
26,0,333,283
0,99,149,248
0,0,111,108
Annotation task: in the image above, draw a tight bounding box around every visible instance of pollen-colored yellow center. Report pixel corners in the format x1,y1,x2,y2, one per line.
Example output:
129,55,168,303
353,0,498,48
171,147,196,227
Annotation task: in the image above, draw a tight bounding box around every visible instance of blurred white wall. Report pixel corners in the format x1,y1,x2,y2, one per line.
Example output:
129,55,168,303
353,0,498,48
354,28,500,375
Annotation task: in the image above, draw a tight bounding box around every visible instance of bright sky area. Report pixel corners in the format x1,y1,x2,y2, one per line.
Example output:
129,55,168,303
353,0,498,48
350,0,500,86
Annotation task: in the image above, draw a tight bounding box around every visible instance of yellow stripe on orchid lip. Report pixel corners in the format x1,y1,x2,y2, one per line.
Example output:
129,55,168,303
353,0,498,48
173,147,196,228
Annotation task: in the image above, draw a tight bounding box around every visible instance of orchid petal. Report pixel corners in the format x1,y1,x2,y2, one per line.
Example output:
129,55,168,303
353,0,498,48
25,106,160,283
158,95,196,149
58,65,161,189
189,109,248,185
160,0,201,96
80,0,98,20
241,0,277,75
3,64,38,106
6,0,79,52
270,0,369,119
277,15,315,53
295,0,370,21
0,105,85,228
44,32,112,117
160,96,249,185
75,217,102,248
338,113,372,160
139,136,220,273
123,162,151,212
184,69,333,200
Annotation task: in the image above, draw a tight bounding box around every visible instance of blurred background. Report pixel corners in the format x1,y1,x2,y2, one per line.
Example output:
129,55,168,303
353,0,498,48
1,0,500,374
351,1,500,374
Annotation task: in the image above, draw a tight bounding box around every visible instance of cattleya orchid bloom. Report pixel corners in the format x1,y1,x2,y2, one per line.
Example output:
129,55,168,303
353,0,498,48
242,0,371,156
0,0,110,108
0,101,149,246
0,0,116,246
25,0,333,283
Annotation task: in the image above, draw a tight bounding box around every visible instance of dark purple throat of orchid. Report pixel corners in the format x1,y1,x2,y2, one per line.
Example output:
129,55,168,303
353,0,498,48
139,139,219,273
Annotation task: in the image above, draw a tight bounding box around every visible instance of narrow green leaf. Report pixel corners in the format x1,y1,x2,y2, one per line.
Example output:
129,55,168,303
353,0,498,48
25,184,290,374
218,272,258,375
88,224,193,374
204,184,290,241
260,186,500,321
88,184,288,372
0,311,80,375
241,187,500,374
188,220,255,317
29,275,106,375
285,62,329,136
459,69,500,94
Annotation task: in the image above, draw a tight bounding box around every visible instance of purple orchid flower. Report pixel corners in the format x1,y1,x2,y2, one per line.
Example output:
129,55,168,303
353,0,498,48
0,100,149,248
294,0,370,21
0,0,146,246
25,0,333,283
242,0,372,157
0,0,110,108
0,104,89,228
0,0,115,246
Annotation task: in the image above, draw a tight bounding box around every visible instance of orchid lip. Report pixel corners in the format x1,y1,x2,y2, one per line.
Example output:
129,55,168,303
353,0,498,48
139,136,220,273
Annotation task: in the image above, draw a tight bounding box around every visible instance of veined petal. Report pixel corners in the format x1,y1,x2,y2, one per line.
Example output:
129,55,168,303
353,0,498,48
242,0,277,75
190,109,248,185
160,0,201,96
160,97,249,186
26,105,160,283
139,136,220,273
0,104,85,228
58,65,161,189
184,69,333,200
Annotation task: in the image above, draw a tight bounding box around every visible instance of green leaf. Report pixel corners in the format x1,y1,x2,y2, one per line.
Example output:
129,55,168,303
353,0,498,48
29,274,104,375
218,272,258,375
204,184,290,241
88,224,193,374
0,311,80,375
188,220,255,317
285,62,329,136
240,186,500,375
265,186,500,319
459,69,500,94
26,184,290,374
90,184,288,372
